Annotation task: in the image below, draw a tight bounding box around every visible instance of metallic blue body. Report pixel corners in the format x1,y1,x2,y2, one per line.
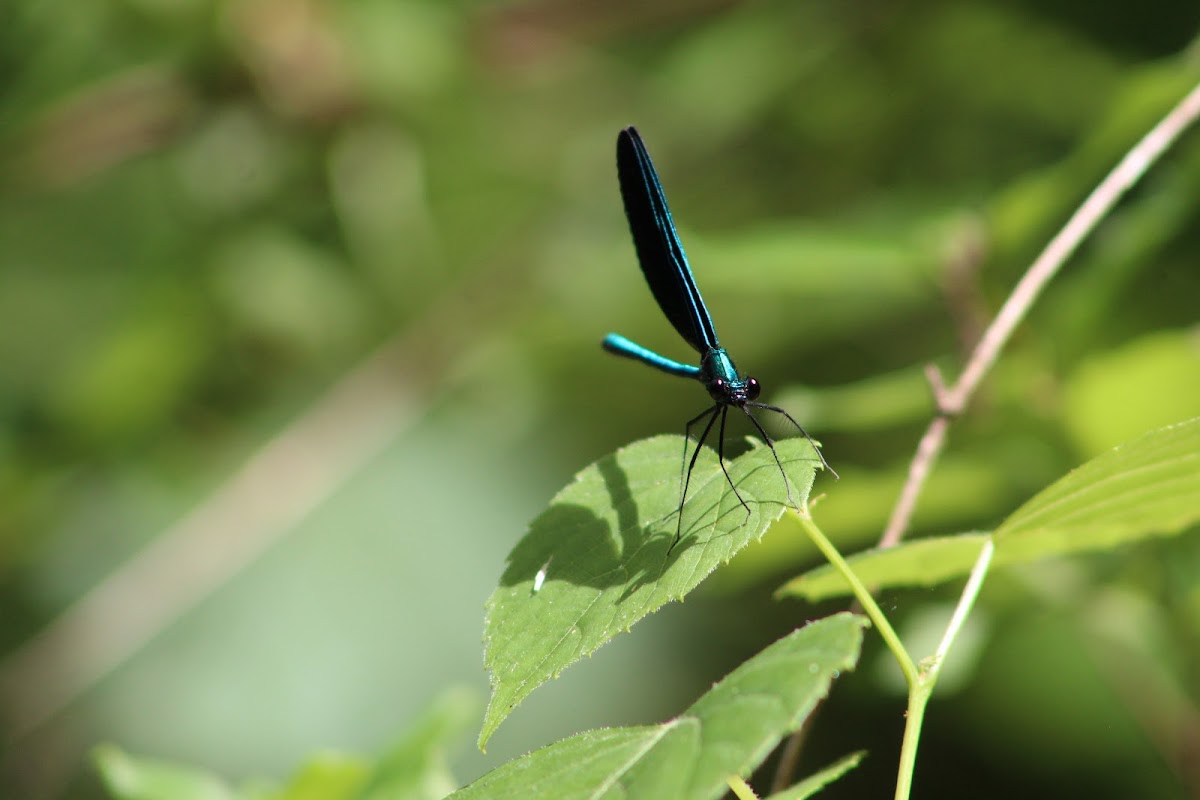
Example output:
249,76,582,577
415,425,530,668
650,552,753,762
698,348,752,403
613,127,719,353
602,333,700,378
602,127,832,551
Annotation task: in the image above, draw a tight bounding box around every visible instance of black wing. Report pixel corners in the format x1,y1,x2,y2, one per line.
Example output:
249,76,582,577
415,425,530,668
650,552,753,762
616,127,719,353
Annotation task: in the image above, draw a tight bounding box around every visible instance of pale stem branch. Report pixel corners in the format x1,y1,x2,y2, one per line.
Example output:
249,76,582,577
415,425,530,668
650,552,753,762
895,538,996,800
879,77,1200,550
933,537,995,667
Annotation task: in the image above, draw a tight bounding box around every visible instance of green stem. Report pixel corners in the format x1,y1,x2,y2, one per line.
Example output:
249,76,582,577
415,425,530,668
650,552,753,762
795,513,996,800
727,775,759,800
894,688,928,800
794,514,918,686
894,538,995,800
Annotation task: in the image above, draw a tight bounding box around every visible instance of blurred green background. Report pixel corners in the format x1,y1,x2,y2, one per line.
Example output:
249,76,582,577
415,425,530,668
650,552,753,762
2,0,1200,797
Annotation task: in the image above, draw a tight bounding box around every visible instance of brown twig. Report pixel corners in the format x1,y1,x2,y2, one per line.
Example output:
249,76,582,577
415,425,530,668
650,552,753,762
877,77,1200,550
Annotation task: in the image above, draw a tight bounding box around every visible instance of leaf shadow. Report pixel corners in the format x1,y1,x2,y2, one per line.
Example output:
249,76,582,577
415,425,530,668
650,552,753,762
496,448,677,593
497,443,815,597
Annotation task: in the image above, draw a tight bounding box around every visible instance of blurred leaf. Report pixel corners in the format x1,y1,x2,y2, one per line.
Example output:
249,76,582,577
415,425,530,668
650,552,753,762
174,107,290,215
458,615,864,799
1062,328,1200,456
915,4,1119,134
93,744,235,800
655,5,835,141
777,365,934,433
267,753,368,800
336,0,457,104
357,688,476,800
989,62,1200,259
697,222,939,310
93,689,475,800
967,610,1165,769
328,124,441,311
46,296,211,445
1067,61,1200,174
210,227,369,361
770,751,866,800
480,435,821,747
780,417,1200,600
1046,138,1200,356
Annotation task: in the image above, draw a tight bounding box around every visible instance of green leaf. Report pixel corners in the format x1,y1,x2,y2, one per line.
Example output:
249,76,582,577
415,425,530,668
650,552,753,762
994,416,1200,560
769,751,866,800
778,417,1200,601
457,614,865,800
777,534,991,602
481,435,821,747
93,744,235,800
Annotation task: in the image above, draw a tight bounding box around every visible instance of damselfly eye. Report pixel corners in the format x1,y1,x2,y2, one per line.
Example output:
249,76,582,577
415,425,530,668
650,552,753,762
746,377,760,400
